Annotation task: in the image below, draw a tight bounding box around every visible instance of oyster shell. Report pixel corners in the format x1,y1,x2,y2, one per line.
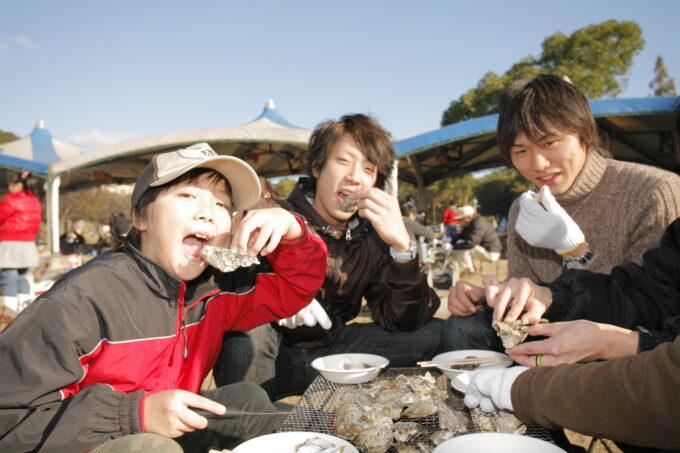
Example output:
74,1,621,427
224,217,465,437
392,421,424,443
429,429,455,446
437,402,467,434
492,320,528,349
200,244,260,272
402,398,438,419
354,425,393,453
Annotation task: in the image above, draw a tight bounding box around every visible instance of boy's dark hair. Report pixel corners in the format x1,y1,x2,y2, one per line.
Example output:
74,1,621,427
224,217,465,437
125,168,231,249
9,171,42,195
497,74,599,161
305,114,395,189
449,197,457,206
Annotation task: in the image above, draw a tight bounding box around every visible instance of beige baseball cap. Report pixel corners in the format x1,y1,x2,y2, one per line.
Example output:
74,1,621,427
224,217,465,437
131,143,261,211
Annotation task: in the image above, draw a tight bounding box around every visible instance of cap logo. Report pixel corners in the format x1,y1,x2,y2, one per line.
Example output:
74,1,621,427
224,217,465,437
179,146,218,160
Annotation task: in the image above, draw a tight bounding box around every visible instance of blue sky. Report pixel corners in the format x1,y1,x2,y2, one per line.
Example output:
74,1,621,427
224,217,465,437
1,1,679,150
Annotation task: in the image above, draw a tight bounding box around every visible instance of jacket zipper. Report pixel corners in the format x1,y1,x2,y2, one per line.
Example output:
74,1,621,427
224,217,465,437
178,283,188,359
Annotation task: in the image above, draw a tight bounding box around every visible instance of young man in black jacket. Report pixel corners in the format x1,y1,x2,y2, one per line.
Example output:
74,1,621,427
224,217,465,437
215,114,442,399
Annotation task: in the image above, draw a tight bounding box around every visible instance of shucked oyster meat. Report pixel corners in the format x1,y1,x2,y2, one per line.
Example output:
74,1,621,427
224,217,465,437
492,320,528,349
200,244,260,272
340,196,358,213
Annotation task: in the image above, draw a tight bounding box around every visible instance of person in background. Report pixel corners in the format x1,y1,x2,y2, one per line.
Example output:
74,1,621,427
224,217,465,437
444,74,680,352
0,171,42,313
449,205,502,273
402,203,434,242
216,114,442,400
440,196,459,241
60,219,87,255
0,143,326,452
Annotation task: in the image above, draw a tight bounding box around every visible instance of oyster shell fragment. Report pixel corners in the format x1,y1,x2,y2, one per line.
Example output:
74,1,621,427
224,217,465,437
200,244,260,272
492,320,528,349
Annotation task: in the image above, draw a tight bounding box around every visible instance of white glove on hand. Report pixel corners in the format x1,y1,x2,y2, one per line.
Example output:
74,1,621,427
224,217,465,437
462,366,528,413
277,299,332,330
515,185,585,255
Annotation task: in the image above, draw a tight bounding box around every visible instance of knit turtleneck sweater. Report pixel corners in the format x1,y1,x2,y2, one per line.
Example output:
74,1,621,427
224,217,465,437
508,151,680,283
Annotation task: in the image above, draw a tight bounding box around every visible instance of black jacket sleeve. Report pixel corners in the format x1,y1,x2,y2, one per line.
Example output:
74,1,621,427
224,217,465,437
545,218,680,350
364,240,440,332
0,293,143,452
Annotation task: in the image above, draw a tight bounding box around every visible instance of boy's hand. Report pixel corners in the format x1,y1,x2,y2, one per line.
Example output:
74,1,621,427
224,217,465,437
144,389,225,438
483,277,552,325
353,188,410,252
230,208,302,257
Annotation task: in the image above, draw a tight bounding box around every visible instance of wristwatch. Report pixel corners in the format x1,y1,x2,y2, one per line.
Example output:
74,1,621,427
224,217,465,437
390,240,418,262
561,248,593,269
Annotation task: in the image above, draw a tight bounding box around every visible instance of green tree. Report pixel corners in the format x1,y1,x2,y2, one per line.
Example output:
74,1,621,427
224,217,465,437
272,177,298,199
649,55,677,96
60,186,131,229
442,20,644,125
474,168,532,218
0,129,19,145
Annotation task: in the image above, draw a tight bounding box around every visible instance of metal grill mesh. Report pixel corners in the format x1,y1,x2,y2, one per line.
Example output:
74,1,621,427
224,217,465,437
278,368,553,450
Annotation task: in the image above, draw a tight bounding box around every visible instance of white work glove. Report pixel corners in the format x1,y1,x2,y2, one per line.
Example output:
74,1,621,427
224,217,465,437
277,299,332,330
515,185,585,254
462,366,528,413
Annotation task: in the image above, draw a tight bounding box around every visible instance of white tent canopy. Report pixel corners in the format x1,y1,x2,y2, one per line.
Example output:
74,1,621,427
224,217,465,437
47,100,311,253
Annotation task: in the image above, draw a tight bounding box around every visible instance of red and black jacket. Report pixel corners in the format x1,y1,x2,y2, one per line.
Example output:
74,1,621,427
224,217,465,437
0,221,326,452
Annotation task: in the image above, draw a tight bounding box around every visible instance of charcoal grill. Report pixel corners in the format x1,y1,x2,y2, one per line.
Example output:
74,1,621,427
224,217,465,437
278,368,553,451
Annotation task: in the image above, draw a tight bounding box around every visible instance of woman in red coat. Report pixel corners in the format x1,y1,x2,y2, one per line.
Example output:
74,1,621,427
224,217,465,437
0,171,42,311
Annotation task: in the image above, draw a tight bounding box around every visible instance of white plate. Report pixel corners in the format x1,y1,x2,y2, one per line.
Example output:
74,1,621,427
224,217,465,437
311,353,389,384
431,349,512,381
433,432,566,453
234,431,358,453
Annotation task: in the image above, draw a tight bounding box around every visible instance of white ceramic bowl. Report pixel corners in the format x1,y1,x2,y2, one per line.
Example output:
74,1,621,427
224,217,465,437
234,431,359,453
311,353,389,384
433,433,566,453
430,349,512,380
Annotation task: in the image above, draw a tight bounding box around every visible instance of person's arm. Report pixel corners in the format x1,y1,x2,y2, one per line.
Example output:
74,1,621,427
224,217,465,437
512,336,680,449
222,215,328,332
546,219,680,347
363,243,440,332
625,180,680,265
0,296,144,452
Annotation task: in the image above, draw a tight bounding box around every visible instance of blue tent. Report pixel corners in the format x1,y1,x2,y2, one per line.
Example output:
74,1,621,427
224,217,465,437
395,96,680,187
0,120,81,166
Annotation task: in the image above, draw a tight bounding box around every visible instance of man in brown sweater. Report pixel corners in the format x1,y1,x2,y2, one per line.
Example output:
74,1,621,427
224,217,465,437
443,74,680,352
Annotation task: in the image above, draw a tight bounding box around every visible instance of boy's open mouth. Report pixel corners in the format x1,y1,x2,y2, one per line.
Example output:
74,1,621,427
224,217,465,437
183,233,209,260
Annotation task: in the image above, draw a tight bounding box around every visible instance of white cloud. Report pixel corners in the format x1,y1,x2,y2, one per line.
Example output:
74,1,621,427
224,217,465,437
7,36,37,49
69,129,124,150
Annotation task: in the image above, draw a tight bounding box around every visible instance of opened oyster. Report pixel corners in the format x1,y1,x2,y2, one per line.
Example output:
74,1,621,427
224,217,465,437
200,244,260,272
340,196,358,213
294,436,346,453
492,320,528,349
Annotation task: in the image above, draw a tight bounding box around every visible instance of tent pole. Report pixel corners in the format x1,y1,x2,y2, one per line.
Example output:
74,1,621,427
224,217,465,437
408,156,427,208
46,175,61,255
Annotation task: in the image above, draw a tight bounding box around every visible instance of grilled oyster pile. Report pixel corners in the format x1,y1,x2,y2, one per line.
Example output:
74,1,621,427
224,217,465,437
492,320,528,349
201,244,260,273
331,373,468,452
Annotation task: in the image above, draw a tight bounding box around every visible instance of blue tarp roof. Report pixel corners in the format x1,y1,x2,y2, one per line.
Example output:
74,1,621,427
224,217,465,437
395,96,680,158
0,155,48,175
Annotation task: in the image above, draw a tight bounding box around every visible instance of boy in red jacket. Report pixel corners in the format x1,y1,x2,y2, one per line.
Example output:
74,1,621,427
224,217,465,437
0,143,327,453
